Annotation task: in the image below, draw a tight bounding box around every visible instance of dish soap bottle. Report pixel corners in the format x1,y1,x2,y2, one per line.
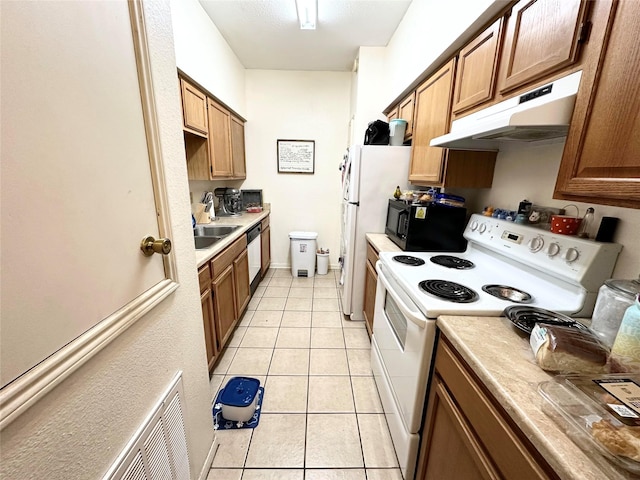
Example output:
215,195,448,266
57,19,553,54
394,186,402,199
611,293,640,372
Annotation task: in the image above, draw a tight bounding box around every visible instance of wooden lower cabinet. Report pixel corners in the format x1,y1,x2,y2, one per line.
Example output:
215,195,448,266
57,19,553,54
261,216,271,277
417,336,558,480
198,264,218,370
233,249,250,318
363,241,379,337
212,264,236,350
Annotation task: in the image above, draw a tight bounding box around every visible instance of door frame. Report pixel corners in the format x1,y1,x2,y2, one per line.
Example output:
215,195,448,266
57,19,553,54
0,0,179,430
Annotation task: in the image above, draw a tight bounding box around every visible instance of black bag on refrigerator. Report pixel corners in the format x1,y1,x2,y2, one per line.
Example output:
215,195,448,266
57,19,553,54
363,120,389,145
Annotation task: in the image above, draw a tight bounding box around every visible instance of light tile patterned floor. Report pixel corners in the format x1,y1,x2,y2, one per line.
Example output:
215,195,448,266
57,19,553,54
207,268,402,480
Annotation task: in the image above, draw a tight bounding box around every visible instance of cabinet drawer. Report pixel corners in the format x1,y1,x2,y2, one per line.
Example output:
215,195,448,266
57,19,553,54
198,263,211,292
366,242,379,268
211,235,247,278
261,215,270,229
435,339,553,479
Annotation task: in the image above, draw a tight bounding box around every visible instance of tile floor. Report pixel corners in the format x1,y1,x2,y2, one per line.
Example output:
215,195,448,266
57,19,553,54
207,268,402,480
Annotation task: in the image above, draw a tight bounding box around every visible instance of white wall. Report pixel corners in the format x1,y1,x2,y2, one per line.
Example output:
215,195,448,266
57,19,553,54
0,2,214,478
352,47,388,145
243,70,352,269
384,0,501,105
470,143,640,279
171,0,246,116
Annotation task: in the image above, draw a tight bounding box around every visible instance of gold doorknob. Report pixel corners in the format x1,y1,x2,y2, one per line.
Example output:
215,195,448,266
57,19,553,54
140,236,172,256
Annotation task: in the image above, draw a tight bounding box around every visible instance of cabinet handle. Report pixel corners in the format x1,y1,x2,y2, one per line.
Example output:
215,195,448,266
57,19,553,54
140,236,172,256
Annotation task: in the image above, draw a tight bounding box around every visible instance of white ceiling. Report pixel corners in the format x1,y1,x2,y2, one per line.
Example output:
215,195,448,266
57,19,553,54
198,0,413,71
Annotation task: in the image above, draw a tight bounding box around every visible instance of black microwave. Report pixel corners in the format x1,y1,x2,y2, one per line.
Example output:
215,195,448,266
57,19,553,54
385,199,468,251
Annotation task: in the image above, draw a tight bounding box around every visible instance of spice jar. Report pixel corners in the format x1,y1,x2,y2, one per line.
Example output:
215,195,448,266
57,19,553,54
590,277,640,348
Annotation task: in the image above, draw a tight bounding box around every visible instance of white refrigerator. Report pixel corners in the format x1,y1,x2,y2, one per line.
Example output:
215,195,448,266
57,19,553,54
339,145,411,320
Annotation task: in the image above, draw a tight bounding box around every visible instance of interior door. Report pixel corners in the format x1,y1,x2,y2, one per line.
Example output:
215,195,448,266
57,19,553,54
0,0,177,425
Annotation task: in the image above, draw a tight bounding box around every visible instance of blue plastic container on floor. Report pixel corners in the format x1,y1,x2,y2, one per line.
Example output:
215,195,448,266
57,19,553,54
219,377,261,422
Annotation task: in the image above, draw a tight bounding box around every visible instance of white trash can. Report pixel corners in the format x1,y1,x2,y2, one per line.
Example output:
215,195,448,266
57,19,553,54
289,231,318,278
316,252,330,275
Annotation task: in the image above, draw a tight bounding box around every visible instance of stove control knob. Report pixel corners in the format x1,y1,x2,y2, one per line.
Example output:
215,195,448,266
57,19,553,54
528,236,544,252
471,220,478,231
547,242,561,257
479,223,487,234
563,247,580,263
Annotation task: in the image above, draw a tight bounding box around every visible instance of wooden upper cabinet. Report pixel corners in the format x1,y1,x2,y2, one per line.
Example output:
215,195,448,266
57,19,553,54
499,0,588,93
555,0,640,208
409,59,456,185
398,92,415,138
387,106,399,123
180,79,208,136
208,99,234,178
452,18,503,115
230,115,246,179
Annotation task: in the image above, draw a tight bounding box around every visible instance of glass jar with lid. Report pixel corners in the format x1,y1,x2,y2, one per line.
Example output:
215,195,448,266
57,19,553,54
590,276,640,348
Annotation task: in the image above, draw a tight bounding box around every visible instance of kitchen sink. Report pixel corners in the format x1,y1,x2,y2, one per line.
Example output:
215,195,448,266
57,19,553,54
193,225,241,249
194,236,221,250
193,225,240,237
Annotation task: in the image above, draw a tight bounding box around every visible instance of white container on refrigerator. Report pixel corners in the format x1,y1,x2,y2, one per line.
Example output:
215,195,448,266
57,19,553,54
339,145,411,320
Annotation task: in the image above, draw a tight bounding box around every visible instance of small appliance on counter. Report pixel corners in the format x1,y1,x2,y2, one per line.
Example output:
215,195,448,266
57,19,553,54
241,189,263,212
214,187,242,217
385,199,467,252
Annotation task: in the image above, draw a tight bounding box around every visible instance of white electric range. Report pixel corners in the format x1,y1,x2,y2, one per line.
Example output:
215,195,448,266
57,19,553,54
371,213,622,480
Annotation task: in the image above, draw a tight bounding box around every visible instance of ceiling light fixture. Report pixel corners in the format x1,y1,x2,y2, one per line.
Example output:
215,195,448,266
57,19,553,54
296,0,317,30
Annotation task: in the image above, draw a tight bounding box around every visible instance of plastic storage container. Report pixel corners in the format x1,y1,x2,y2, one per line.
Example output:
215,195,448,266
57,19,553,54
591,277,640,348
289,231,318,278
389,119,407,146
611,294,640,371
220,377,261,422
539,373,640,475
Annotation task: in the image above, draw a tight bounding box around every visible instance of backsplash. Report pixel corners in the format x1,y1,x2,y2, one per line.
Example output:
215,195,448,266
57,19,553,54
454,142,640,280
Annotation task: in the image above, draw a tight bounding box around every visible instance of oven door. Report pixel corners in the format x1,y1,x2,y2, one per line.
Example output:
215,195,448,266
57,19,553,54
372,261,436,434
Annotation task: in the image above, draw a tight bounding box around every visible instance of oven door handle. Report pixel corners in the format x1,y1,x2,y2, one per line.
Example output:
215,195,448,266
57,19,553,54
376,262,427,328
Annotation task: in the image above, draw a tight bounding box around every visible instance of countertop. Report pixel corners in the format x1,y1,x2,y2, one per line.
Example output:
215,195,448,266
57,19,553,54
195,207,270,268
365,233,402,253
437,315,632,480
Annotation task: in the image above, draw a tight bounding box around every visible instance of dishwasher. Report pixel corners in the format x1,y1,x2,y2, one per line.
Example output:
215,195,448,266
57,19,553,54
246,223,262,295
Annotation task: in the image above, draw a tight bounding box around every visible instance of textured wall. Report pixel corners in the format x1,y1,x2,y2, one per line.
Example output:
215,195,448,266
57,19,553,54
0,1,214,478
243,70,352,269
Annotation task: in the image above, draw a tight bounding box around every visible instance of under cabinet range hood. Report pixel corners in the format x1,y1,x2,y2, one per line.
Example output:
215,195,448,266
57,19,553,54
430,71,583,151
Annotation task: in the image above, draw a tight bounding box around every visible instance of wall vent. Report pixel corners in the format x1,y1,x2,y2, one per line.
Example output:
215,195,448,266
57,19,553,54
104,373,190,480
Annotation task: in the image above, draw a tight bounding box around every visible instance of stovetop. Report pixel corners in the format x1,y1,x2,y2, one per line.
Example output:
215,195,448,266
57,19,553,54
378,214,622,319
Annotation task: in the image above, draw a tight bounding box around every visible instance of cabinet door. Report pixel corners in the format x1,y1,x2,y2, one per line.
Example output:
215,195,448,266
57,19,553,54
233,249,250,318
230,116,246,179
452,18,503,115
409,59,456,185
180,79,208,136
418,378,499,480
555,0,640,208
207,99,233,178
201,288,217,372
387,106,399,123
212,264,237,349
398,92,415,138
363,260,377,338
499,0,588,93
261,224,271,277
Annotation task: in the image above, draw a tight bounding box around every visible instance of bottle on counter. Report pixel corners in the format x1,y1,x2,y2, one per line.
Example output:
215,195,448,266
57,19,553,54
591,277,640,348
610,294,640,372
578,207,595,238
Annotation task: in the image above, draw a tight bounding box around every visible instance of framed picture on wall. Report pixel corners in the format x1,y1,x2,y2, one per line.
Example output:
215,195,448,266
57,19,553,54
277,139,315,174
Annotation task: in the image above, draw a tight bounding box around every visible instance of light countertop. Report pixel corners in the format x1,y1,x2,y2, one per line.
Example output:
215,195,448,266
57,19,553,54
195,207,270,268
365,233,402,253
437,315,631,480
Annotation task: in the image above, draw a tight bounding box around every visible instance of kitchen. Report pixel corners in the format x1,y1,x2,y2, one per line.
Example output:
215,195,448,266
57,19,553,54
1,1,639,480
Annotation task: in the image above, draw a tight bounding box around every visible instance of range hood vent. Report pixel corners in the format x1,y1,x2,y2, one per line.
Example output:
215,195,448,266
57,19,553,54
430,71,582,151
